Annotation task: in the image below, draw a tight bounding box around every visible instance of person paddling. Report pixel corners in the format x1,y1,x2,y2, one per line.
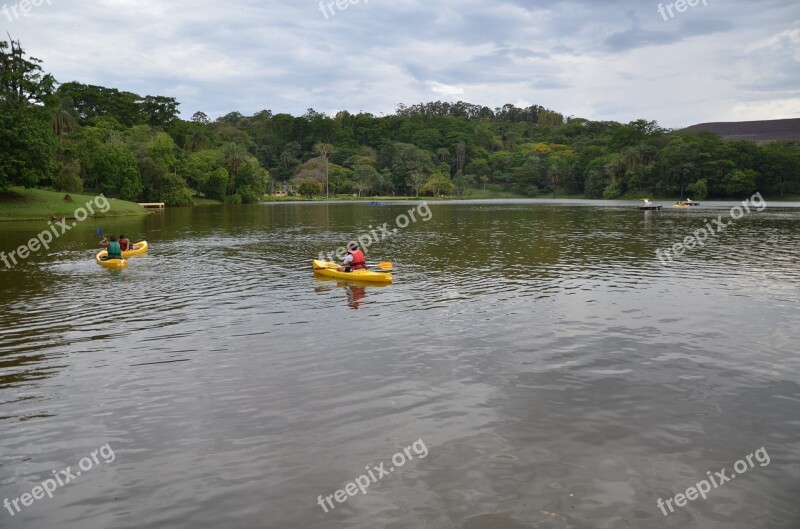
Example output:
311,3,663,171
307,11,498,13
339,242,367,272
119,234,132,252
118,235,141,252
99,235,123,261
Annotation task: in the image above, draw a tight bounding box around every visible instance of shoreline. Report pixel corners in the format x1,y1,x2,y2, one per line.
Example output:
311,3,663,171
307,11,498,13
0,188,151,222
3,188,798,221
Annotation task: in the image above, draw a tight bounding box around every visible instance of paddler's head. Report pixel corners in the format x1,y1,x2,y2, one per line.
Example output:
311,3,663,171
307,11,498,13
347,242,359,252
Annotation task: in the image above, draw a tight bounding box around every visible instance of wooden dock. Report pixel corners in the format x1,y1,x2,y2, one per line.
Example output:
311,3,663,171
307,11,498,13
139,203,165,209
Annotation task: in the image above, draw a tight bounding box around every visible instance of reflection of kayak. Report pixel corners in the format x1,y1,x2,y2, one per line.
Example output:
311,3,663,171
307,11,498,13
312,260,392,283
122,240,148,257
96,251,128,269
313,276,392,289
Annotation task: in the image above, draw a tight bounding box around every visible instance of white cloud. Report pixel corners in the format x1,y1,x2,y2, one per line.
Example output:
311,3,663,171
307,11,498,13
428,82,465,98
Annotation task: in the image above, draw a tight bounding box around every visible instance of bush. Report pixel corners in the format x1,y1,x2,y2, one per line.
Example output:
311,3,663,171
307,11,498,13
223,194,242,204
152,172,194,206
159,186,194,206
602,178,624,199
203,167,229,200
53,161,83,192
238,185,261,204
686,178,708,200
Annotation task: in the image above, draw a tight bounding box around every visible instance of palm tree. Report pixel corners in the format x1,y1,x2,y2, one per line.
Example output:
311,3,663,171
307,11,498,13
223,143,248,195
184,132,209,152
52,97,77,138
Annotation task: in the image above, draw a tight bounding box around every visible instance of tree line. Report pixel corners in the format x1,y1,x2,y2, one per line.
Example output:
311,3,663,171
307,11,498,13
2,38,799,205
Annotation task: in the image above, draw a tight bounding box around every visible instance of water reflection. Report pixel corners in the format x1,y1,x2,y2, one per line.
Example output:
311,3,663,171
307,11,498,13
313,276,389,309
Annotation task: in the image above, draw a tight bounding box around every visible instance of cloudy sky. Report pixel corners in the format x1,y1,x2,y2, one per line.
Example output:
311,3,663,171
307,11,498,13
4,0,800,127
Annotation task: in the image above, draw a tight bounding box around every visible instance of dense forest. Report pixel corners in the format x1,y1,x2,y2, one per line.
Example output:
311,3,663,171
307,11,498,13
2,38,800,206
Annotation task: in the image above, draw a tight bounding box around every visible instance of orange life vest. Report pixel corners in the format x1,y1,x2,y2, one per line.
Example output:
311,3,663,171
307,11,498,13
348,249,366,270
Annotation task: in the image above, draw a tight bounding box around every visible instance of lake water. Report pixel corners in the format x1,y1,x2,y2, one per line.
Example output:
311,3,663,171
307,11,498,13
1,199,799,529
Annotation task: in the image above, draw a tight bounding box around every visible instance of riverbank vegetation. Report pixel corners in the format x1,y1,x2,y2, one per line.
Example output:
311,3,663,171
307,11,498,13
0,188,148,221
2,38,800,207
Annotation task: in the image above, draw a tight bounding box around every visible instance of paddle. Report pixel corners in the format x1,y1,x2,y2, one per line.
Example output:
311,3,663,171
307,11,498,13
96,227,104,238
314,260,393,271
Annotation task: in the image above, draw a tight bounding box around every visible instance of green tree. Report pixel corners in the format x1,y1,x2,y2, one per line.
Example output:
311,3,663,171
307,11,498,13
389,142,434,193
182,150,222,196
352,165,379,197
722,169,757,197
204,167,229,200
91,141,142,200
0,38,56,189
422,170,455,196
297,181,322,198
453,170,470,196
313,142,335,198
0,107,56,189
686,178,708,200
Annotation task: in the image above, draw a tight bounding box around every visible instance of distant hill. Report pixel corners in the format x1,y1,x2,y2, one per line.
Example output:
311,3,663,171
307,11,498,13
678,118,800,145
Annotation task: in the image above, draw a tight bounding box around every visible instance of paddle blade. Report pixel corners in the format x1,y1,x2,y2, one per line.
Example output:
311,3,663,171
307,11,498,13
376,261,393,271
96,227,103,238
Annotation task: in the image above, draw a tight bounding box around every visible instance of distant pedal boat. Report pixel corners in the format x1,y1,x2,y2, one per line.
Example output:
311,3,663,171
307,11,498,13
673,198,701,208
639,199,663,211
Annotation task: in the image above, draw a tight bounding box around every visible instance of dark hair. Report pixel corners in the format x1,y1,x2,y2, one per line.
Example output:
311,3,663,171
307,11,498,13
347,242,359,251
110,235,118,242
120,234,126,239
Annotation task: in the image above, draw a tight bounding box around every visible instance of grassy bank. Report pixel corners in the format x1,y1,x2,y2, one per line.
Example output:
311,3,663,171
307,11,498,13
0,188,150,221
192,196,225,206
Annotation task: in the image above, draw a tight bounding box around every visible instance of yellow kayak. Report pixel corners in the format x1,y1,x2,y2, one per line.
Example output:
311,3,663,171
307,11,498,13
312,260,392,283
96,250,128,269
123,240,148,257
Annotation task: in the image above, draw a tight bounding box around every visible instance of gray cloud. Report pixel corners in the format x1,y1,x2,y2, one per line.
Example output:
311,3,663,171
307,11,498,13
6,0,799,127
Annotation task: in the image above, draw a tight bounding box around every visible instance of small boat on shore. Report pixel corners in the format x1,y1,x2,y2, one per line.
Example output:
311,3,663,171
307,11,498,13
639,199,663,211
